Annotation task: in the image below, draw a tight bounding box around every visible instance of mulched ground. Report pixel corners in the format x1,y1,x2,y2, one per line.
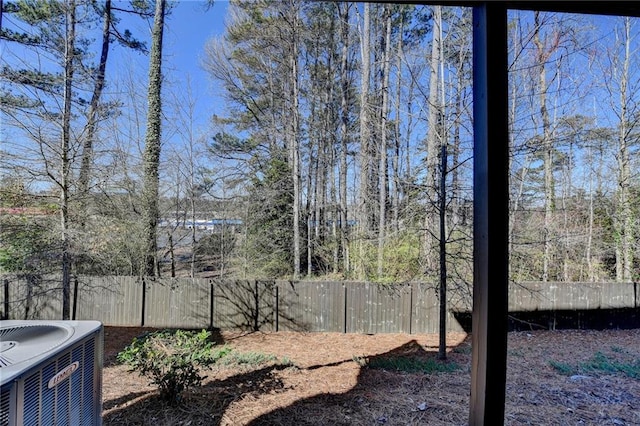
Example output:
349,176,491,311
101,327,640,425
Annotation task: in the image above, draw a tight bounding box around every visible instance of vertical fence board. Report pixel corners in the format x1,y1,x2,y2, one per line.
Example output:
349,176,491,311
509,282,547,311
599,282,635,309
75,276,142,326
213,280,275,331
144,278,210,328
411,283,439,334
3,275,63,320
345,283,412,334
345,282,367,333
277,281,345,332
31,277,63,320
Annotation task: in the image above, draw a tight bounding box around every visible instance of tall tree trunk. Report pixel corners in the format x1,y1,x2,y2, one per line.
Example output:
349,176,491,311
586,142,594,281
533,12,555,282
142,0,165,277
451,34,467,229
392,15,403,233
435,6,447,361
357,3,371,279
424,5,442,275
307,81,318,278
338,3,351,275
508,15,526,279
377,5,392,277
562,145,570,281
61,0,77,319
616,16,633,282
289,1,301,280
585,114,606,282
78,0,111,225
190,184,196,278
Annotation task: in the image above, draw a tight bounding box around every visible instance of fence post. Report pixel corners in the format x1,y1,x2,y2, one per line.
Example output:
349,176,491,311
254,280,259,331
209,280,214,330
409,283,413,335
3,278,8,320
72,277,79,320
343,283,347,333
274,283,279,332
141,277,146,327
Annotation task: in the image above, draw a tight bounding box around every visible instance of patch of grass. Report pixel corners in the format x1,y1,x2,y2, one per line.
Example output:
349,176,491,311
581,352,640,379
362,356,460,374
453,344,472,355
610,345,626,354
549,360,577,376
550,351,640,379
280,356,295,367
508,348,525,358
219,350,291,368
211,345,233,361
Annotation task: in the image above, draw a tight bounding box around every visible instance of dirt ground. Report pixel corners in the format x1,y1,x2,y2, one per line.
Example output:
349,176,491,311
101,326,640,425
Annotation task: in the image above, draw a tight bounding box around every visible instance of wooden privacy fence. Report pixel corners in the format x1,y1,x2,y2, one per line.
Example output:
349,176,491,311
1,276,638,333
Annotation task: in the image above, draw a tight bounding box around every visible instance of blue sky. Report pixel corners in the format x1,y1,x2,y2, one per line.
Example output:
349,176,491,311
163,0,228,89
164,0,229,137
114,0,231,131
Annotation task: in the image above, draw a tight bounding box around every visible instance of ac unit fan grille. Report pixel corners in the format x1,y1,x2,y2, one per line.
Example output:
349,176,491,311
0,325,73,368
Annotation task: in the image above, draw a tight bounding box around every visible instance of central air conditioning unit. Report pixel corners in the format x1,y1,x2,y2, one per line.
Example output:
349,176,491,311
0,320,103,426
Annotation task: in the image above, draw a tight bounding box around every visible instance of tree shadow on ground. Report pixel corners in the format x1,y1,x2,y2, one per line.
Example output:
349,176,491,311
102,326,294,425
102,362,295,425
102,328,470,425
246,338,471,425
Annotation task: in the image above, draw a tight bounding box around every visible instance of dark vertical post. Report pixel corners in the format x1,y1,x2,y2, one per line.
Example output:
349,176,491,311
254,280,259,331
343,284,348,333
141,277,146,327
209,280,215,330
274,283,279,332
470,3,509,425
72,277,79,320
439,143,448,360
409,283,413,335
3,279,9,320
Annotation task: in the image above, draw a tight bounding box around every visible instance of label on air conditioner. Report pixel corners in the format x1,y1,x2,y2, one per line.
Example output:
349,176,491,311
48,362,80,388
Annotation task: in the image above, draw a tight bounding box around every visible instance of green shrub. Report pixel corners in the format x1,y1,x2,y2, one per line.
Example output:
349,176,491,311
117,329,226,405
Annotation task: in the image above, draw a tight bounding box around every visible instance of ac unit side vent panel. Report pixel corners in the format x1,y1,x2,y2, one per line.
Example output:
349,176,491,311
82,338,97,424
0,388,10,426
23,370,40,424
22,338,98,426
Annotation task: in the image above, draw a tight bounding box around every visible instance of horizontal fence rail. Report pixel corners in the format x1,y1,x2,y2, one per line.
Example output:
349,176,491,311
1,276,638,333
